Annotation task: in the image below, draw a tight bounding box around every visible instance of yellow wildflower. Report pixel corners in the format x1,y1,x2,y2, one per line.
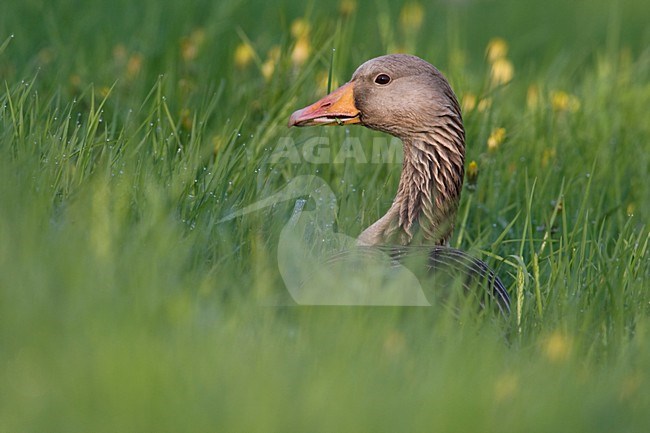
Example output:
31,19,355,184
551,91,569,110
291,18,311,39
339,0,357,16
551,91,581,112
261,46,281,81
486,37,509,63
477,97,492,112
289,18,311,67
291,37,311,67
461,93,477,113
126,53,143,79
626,203,635,216
181,29,206,62
399,2,425,32
527,84,540,110
181,41,198,61
466,160,479,191
467,161,479,179
490,57,514,86
261,61,275,80
542,331,572,363
487,127,506,151
234,42,255,69
99,86,111,98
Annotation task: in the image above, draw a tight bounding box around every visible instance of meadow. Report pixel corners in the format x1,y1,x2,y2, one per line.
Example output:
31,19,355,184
1,0,649,431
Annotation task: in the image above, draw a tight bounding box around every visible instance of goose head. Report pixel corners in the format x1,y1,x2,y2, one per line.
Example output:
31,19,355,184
289,54,462,136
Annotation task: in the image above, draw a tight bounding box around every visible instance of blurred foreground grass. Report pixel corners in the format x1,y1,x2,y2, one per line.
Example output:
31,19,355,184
1,0,649,431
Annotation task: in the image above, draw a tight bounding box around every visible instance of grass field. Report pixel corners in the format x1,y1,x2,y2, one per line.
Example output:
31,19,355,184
1,0,649,431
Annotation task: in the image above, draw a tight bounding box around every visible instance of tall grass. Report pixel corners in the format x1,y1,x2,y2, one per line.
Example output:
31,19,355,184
1,0,649,431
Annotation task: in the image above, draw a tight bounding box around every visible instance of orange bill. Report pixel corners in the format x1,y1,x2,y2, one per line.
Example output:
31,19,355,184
288,81,361,127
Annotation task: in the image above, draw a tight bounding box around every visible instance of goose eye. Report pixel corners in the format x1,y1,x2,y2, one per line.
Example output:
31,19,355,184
374,73,391,85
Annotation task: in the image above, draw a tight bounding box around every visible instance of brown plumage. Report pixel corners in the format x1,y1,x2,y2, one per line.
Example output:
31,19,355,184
288,54,509,313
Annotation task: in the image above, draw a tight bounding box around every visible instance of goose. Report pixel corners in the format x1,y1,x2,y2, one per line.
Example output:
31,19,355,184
287,54,509,314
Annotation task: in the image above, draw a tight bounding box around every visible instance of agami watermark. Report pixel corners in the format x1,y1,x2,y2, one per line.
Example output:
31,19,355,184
267,135,404,164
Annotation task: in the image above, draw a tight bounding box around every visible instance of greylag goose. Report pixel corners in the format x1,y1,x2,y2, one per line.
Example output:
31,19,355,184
288,54,509,313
